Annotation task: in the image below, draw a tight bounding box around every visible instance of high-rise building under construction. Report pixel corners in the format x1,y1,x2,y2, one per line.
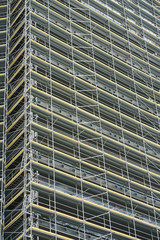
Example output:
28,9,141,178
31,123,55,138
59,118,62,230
0,0,160,239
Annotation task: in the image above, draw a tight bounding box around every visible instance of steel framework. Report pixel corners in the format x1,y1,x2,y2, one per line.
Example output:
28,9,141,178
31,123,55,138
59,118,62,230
0,0,160,239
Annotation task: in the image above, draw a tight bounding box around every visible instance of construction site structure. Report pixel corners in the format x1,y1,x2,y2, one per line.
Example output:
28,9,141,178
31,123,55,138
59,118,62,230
0,0,7,238
1,0,160,239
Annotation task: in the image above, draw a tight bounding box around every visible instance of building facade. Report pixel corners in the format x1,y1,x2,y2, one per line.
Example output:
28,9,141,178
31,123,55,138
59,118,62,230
0,0,160,239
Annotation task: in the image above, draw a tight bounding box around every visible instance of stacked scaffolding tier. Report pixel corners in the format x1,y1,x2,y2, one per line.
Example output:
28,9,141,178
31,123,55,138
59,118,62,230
4,0,160,239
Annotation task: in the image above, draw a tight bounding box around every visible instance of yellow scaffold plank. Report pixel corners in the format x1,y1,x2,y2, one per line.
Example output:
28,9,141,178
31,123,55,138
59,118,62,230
0,17,6,21
11,0,22,14
35,0,160,63
32,80,160,152
31,91,160,163
32,3,160,75
6,148,24,168
33,204,141,239
5,169,24,187
32,40,160,116
51,0,160,53
6,129,24,149
32,182,159,230
10,7,24,27
31,58,160,135
9,48,24,68
7,113,24,132
32,72,159,141
7,95,24,115
31,141,160,195
93,0,159,37
32,227,74,240
8,63,24,83
0,5,7,8
8,78,24,99
141,0,160,13
74,0,160,48
4,211,23,229
32,160,160,212
5,189,24,208
10,20,25,41
9,34,24,54
15,227,30,240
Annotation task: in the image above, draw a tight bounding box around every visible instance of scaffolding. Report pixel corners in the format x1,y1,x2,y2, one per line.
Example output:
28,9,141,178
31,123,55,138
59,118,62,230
2,0,160,239
0,1,8,239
